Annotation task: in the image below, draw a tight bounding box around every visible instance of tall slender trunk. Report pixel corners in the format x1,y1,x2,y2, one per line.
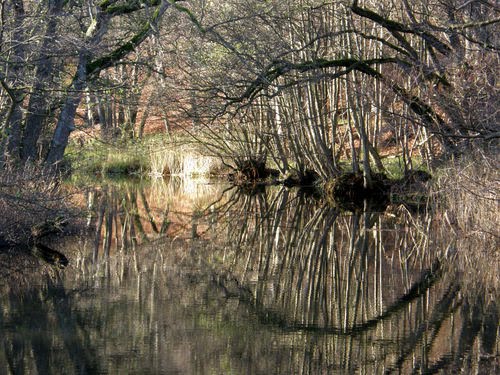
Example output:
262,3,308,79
0,81,18,167
346,81,372,188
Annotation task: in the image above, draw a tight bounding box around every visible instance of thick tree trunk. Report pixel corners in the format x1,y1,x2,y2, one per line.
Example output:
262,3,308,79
45,0,171,166
4,0,25,162
21,95,48,162
5,99,23,160
0,84,20,167
21,0,64,162
45,55,87,165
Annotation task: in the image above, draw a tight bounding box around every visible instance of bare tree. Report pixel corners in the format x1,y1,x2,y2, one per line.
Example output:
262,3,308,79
0,0,181,168
169,0,498,182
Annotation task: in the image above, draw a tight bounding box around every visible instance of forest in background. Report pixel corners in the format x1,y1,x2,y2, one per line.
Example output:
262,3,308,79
0,0,497,192
0,1,498,176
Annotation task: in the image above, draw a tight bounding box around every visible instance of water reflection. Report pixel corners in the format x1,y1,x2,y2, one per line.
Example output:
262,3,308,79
0,179,498,374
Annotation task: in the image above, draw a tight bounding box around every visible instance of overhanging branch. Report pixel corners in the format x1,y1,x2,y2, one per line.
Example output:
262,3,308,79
229,57,402,104
87,1,171,76
351,1,452,55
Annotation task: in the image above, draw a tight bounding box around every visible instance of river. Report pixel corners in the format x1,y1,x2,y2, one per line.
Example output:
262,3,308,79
0,177,498,374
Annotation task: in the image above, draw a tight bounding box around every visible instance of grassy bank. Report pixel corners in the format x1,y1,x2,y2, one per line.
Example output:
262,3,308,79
65,134,225,180
65,138,149,177
66,130,433,188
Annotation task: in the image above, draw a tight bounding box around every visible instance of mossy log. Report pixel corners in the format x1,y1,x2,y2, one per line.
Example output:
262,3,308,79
283,169,320,187
230,159,279,183
403,169,432,185
321,172,391,211
324,172,390,203
28,216,70,267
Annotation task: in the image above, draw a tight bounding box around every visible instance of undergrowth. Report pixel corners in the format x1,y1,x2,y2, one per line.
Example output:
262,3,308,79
0,165,76,245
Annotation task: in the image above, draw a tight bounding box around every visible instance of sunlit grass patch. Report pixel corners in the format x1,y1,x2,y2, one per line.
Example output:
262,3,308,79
380,155,427,180
66,138,148,177
70,133,221,176
102,153,147,175
149,148,183,177
148,142,223,178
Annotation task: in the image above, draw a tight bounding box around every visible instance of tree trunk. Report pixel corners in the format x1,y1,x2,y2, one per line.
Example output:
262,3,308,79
44,0,171,166
21,0,64,163
45,54,87,165
4,0,25,162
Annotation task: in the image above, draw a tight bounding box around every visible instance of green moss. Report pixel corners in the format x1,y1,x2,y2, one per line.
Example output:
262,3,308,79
380,156,428,180
103,155,146,176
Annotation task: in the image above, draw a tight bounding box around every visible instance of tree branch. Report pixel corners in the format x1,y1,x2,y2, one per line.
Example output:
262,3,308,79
87,1,171,75
351,1,452,55
232,57,401,104
99,0,182,15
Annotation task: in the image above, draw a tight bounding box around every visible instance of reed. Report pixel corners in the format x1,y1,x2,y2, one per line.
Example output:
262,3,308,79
148,142,223,178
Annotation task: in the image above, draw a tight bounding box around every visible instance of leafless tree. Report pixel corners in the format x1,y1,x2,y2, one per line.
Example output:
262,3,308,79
168,0,498,182
0,0,181,168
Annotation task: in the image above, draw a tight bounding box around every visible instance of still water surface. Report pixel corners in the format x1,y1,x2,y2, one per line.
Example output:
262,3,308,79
1,178,498,374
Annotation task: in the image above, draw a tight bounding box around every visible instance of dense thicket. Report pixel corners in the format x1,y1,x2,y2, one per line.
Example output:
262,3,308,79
173,0,498,184
0,0,498,179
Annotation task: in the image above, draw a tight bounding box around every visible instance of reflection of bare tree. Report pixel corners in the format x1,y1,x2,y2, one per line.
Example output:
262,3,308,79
0,183,497,374
0,275,100,374
205,187,499,374
84,183,174,263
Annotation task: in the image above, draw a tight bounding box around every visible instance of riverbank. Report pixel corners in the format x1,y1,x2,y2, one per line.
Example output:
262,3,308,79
65,133,431,193
2,139,497,267
0,166,77,246
65,134,225,181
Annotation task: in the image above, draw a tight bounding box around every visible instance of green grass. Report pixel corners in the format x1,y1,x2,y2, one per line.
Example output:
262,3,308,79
65,132,223,180
66,131,429,183
324,155,428,181
380,156,408,179
380,155,428,180
102,153,146,175
65,138,149,178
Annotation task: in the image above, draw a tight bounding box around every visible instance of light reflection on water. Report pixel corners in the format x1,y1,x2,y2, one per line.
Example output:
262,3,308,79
0,178,498,374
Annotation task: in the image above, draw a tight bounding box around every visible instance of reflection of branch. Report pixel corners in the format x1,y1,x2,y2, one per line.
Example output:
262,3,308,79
139,188,159,234
204,185,240,214
47,281,101,373
159,208,171,234
127,189,148,242
454,297,483,368
386,282,461,374
251,259,443,335
422,354,454,374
